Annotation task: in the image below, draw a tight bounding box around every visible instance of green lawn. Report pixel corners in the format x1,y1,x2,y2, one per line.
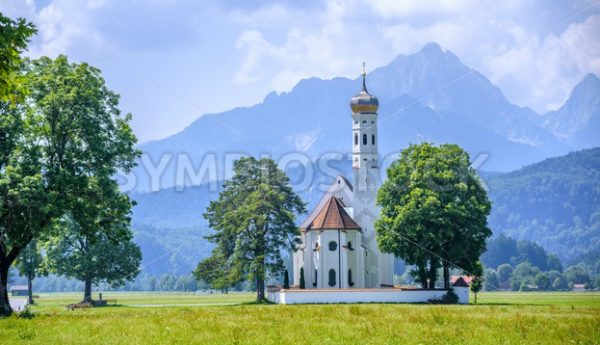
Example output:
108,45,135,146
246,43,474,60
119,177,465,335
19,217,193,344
1,291,599,344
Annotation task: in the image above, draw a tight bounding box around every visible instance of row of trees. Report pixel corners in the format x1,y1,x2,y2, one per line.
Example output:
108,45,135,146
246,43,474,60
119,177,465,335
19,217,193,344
1,13,141,314
481,234,562,272
17,274,209,293
484,262,600,291
480,234,600,291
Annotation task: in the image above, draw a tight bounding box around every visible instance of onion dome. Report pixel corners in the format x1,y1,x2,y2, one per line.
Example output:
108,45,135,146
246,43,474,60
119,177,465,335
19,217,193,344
350,63,379,114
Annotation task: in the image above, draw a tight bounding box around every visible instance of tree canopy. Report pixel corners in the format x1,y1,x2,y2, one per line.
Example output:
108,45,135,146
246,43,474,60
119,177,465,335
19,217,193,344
376,143,492,289
45,215,142,301
198,157,305,301
0,14,35,103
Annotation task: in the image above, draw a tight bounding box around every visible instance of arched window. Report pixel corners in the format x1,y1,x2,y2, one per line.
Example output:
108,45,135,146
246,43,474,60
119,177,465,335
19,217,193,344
328,241,337,251
328,269,336,287
362,134,367,145
313,269,318,287
372,134,375,145
348,269,354,287
354,134,358,146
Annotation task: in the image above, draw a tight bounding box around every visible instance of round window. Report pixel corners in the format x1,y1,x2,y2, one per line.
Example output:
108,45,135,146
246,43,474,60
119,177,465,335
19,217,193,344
328,241,337,251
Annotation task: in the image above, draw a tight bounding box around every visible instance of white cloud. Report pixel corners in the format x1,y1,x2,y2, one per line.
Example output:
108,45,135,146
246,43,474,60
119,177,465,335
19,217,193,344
484,14,600,112
368,0,474,18
33,0,106,57
232,0,391,91
0,0,106,58
0,0,37,19
230,0,600,113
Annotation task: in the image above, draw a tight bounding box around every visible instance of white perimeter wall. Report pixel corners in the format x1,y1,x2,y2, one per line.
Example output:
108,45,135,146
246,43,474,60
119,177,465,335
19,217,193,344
267,287,469,305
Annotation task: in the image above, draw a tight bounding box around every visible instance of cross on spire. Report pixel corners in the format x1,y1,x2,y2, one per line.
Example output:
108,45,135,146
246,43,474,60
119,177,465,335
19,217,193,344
361,62,367,92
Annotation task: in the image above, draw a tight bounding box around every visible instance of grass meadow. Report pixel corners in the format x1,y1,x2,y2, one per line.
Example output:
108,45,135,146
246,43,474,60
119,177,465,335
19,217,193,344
0,291,598,344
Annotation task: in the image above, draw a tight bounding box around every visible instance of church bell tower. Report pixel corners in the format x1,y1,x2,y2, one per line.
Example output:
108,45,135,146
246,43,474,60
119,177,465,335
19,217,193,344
350,63,380,208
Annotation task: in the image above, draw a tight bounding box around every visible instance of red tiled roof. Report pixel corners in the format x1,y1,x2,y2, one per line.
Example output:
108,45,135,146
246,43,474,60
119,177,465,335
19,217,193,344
450,275,474,284
303,196,361,230
452,277,470,287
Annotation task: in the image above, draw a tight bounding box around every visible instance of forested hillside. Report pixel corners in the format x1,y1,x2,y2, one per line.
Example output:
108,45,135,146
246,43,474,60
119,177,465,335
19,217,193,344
486,148,600,265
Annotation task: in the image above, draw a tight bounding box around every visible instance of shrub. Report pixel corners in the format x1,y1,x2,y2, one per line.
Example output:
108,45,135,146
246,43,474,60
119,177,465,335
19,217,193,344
428,288,459,304
299,267,306,289
283,269,290,289
18,308,35,319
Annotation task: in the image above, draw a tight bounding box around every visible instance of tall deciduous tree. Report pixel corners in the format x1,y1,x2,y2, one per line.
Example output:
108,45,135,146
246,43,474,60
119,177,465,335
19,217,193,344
0,52,139,315
200,157,305,302
45,214,142,301
0,13,37,316
15,239,43,304
376,143,492,289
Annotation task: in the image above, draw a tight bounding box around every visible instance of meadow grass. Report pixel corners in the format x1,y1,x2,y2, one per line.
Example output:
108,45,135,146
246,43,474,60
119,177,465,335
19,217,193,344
1,291,598,344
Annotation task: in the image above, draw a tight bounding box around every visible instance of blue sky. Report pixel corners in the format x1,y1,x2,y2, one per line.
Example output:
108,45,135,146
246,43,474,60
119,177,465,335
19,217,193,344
1,0,599,142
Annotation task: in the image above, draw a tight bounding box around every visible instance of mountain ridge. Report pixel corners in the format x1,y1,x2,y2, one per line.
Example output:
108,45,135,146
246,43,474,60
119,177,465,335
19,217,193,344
543,73,600,148
129,43,598,193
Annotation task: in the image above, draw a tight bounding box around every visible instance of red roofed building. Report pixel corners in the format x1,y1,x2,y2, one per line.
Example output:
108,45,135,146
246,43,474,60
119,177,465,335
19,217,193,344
452,277,470,287
450,275,474,286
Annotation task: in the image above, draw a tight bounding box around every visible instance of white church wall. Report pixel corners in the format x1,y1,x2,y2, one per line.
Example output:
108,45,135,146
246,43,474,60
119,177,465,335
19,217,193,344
454,286,469,304
321,230,340,288
344,231,358,289
267,289,467,305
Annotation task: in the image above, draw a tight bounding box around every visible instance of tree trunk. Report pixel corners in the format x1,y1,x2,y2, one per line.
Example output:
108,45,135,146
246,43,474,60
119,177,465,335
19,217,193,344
27,273,34,305
0,264,12,316
417,267,428,289
256,277,265,302
84,278,93,302
427,259,438,289
443,263,450,290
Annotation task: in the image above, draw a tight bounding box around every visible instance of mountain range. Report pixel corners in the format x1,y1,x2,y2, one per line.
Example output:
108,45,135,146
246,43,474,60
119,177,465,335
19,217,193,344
129,43,600,275
131,42,600,193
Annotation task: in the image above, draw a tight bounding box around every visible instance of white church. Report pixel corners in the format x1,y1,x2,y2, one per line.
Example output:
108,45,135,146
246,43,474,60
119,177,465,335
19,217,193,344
292,67,394,290
268,66,470,304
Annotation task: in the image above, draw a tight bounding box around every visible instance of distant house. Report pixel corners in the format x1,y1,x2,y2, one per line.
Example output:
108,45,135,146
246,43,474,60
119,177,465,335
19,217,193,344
450,276,473,286
10,285,28,297
572,284,586,291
